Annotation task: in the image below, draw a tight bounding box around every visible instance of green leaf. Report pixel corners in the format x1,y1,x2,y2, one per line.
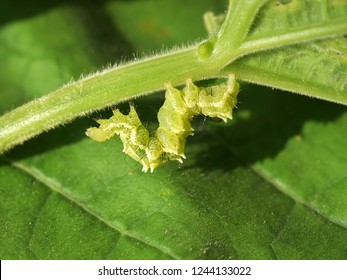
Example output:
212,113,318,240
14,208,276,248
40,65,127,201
215,0,347,64
211,84,347,228
225,37,347,104
2,91,347,259
1,0,347,260
247,0,347,42
216,0,347,104
0,3,126,113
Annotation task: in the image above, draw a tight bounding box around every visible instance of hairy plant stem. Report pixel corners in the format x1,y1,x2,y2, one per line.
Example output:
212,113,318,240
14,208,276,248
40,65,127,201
1,0,347,154
0,46,222,154
0,0,267,154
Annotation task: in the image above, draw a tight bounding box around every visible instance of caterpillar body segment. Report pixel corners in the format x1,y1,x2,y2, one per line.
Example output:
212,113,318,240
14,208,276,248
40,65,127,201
86,74,239,172
181,79,201,115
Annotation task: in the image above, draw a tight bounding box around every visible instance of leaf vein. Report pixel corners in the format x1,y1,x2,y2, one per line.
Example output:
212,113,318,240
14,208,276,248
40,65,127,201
9,160,180,260
210,132,347,229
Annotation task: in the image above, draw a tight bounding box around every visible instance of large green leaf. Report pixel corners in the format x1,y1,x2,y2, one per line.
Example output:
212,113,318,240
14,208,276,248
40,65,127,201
1,0,347,259
225,37,347,104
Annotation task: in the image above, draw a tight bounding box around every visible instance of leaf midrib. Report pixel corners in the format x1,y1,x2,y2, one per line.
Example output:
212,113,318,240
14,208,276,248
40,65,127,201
8,160,180,260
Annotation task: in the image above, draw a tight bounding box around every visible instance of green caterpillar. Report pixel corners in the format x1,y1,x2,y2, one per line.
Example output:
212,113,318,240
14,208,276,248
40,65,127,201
86,74,239,172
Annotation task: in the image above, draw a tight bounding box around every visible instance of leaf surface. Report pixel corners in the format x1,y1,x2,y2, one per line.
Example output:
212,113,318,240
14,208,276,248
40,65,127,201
220,0,347,104
226,37,347,104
